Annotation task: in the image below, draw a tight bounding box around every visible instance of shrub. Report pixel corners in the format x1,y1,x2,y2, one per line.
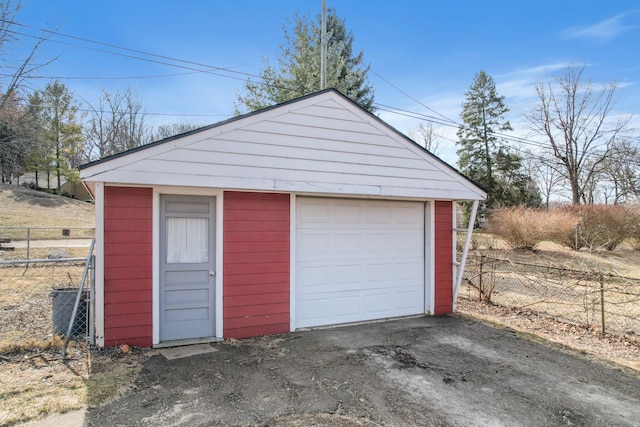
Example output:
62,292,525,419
485,207,578,250
626,204,640,250
560,204,633,251
20,181,38,190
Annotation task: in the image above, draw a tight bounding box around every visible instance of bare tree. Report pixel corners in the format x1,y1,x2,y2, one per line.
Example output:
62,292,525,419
537,158,566,208
152,120,202,141
520,151,565,209
85,87,152,160
0,0,55,182
525,65,632,205
0,0,50,116
600,138,640,204
410,122,442,156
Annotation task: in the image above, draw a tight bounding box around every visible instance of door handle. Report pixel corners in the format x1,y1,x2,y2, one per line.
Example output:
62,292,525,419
209,271,215,276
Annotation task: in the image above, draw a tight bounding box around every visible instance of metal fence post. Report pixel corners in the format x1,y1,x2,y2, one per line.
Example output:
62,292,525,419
89,254,95,345
600,272,605,337
26,227,30,260
479,255,484,301
61,238,95,358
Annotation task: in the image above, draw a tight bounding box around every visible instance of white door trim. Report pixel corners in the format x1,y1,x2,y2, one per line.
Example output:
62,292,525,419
425,200,435,315
152,186,224,347
289,193,297,332
94,182,105,347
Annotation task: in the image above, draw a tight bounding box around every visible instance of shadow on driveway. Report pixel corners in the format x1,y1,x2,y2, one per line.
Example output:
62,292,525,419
87,316,640,426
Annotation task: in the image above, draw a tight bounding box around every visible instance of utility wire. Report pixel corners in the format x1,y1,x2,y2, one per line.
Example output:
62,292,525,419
4,27,253,83
0,71,204,80
2,19,261,80
371,69,459,126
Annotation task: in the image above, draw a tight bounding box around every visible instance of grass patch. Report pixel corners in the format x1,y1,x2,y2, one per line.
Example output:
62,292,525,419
0,349,88,426
0,184,94,229
0,348,148,426
86,350,150,407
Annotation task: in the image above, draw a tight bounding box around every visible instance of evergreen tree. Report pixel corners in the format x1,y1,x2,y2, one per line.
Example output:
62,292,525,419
236,8,374,113
30,81,84,189
457,71,540,221
0,92,25,182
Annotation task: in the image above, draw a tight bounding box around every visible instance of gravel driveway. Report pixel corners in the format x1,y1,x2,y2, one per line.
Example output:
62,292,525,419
87,315,640,426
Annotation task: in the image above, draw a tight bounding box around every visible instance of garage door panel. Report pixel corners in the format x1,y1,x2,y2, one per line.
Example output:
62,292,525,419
334,204,361,223
298,233,331,254
365,205,392,224
298,202,330,223
334,293,362,319
334,264,361,285
395,205,424,223
297,296,331,324
394,233,423,251
334,234,362,252
364,263,394,282
296,198,425,328
297,265,329,290
364,292,393,315
393,261,423,281
396,289,423,310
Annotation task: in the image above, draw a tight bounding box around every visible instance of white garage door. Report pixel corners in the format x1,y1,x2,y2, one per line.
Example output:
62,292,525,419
295,197,425,328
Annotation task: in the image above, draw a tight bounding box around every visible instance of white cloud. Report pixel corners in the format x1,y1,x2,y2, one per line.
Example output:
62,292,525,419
561,12,636,43
495,63,569,100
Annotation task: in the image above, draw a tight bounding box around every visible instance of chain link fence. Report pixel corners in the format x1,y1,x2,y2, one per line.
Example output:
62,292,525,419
0,255,94,356
459,254,640,337
0,226,94,260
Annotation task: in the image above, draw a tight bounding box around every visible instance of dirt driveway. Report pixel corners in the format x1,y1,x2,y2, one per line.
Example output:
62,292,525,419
86,316,640,426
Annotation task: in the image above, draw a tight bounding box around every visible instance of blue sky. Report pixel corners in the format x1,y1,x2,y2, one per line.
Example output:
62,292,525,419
14,0,640,165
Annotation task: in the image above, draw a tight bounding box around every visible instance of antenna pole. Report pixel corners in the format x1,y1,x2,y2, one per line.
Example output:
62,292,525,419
320,0,327,89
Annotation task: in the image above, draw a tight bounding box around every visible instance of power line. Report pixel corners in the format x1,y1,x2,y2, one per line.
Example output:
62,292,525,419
374,102,553,151
371,69,459,126
2,19,261,80
0,71,204,81
4,27,253,84
22,100,231,119
2,22,301,97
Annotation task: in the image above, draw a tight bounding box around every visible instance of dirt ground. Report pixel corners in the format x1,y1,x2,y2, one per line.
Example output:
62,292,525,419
83,316,640,426
457,298,640,372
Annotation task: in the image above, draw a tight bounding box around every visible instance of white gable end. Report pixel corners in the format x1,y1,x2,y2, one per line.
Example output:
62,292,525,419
81,91,485,201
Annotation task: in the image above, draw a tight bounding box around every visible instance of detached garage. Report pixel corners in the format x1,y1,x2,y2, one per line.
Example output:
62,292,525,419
80,89,485,348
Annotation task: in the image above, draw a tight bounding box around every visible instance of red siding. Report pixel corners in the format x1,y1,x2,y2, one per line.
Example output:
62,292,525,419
433,201,453,315
103,186,153,347
223,192,290,338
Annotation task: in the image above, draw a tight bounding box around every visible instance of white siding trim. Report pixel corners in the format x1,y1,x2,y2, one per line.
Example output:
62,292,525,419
94,183,105,347
151,186,224,346
289,193,297,332
83,170,482,201
152,191,160,345
451,203,458,309
215,193,224,338
426,201,435,315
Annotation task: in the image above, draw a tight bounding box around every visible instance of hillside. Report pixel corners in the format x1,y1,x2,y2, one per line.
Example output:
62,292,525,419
0,184,94,228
